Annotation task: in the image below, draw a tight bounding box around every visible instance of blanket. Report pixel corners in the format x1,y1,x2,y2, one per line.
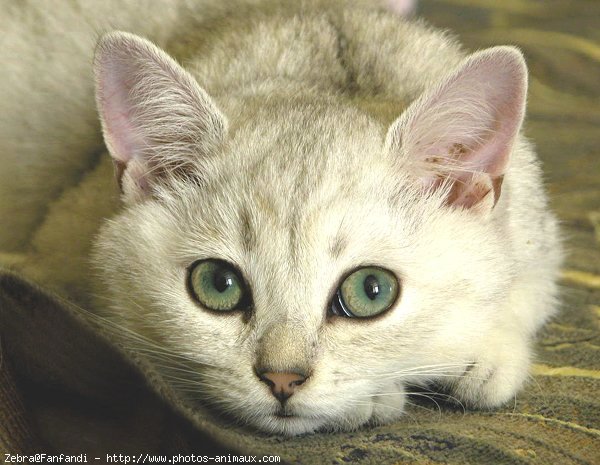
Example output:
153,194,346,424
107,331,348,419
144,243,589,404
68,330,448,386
1,0,599,463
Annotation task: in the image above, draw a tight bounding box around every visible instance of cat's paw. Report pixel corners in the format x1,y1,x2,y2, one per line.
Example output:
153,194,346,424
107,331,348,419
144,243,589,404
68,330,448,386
451,336,531,408
369,381,406,424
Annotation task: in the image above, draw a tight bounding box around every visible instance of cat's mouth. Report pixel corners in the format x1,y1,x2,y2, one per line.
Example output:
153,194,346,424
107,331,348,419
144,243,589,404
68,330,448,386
274,406,297,418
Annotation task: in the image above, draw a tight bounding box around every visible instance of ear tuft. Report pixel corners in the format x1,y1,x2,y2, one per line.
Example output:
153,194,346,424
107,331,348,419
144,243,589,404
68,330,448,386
94,31,227,203
386,46,528,214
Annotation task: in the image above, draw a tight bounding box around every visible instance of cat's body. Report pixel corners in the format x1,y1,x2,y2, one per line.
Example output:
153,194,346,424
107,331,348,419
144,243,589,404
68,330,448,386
0,0,561,436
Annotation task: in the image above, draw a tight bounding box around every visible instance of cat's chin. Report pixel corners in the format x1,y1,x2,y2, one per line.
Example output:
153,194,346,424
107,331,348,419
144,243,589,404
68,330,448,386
250,412,373,436
247,395,404,436
252,414,330,436
180,392,334,436
198,381,407,436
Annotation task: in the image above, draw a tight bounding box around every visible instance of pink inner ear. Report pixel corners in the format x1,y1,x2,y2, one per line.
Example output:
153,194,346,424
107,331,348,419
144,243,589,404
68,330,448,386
96,48,147,165
386,0,417,16
447,171,502,211
94,32,227,203
389,47,527,210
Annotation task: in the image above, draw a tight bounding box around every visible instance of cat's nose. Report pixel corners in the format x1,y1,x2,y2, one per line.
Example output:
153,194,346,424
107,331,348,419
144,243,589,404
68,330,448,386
257,371,307,403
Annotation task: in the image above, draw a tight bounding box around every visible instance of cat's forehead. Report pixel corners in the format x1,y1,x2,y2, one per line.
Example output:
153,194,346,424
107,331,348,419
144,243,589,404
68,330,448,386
229,98,383,157
172,100,421,265
157,98,425,287
221,98,396,207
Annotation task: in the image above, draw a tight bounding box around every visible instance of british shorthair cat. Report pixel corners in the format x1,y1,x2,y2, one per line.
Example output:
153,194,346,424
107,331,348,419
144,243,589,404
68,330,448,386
1,0,562,436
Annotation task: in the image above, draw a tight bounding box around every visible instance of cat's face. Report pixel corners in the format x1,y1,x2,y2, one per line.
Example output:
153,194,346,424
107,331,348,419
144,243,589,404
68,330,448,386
95,102,513,434
93,33,525,434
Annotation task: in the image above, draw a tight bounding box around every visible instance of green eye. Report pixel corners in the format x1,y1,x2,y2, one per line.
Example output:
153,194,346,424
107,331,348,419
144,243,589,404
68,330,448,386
188,259,247,312
332,267,400,318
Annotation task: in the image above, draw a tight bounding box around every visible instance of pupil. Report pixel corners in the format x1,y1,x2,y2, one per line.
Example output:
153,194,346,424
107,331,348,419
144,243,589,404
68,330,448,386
364,275,380,300
214,270,234,293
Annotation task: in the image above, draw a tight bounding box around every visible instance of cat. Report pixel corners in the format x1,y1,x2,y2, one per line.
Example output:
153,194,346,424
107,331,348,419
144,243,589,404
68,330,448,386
1,0,562,436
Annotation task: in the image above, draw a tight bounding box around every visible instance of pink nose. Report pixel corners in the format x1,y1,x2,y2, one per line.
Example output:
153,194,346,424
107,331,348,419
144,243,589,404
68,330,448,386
258,371,307,403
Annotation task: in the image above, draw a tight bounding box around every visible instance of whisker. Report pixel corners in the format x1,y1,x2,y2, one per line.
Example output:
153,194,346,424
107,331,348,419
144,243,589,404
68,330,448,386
52,293,223,375
335,362,474,381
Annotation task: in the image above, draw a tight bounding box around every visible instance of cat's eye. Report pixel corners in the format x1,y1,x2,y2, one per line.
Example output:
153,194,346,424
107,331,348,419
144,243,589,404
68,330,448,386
331,267,399,318
188,259,247,312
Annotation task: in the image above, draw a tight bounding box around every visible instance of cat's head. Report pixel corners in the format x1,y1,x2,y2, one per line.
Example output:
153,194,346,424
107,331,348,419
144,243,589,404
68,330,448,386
92,32,527,434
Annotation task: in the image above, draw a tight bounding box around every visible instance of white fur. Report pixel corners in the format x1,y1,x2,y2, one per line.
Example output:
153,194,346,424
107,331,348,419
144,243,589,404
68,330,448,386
1,0,562,436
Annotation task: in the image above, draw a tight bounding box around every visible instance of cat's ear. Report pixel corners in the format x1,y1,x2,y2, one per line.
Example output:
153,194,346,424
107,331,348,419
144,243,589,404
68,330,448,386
386,0,417,16
386,46,527,214
94,31,227,204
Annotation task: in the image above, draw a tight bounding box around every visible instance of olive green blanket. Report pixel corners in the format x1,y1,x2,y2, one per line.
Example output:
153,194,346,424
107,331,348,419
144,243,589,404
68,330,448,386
1,1,599,464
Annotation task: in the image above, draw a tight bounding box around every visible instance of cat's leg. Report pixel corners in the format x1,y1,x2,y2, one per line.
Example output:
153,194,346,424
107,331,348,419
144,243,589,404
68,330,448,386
449,328,531,408
446,264,559,408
